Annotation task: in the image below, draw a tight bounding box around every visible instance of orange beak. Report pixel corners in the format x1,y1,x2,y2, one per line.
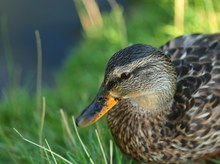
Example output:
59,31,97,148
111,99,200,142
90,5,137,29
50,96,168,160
75,85,119,127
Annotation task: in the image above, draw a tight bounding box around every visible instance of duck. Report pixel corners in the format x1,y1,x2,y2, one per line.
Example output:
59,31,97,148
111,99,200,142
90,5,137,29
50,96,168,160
76,33,220,163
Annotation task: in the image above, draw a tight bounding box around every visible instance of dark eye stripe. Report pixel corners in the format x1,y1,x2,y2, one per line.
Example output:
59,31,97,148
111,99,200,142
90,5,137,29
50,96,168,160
106,81,115,90
106,78,120,91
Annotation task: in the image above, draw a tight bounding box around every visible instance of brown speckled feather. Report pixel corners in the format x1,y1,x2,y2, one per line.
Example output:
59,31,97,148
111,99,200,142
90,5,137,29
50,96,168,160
160,34,220,161
107,34,220,163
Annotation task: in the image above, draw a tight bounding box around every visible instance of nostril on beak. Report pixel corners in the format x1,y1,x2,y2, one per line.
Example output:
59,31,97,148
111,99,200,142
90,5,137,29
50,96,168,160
97,96,104,102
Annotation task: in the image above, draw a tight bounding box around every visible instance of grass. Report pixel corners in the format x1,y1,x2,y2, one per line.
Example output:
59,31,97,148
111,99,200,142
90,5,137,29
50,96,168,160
1,0,220,163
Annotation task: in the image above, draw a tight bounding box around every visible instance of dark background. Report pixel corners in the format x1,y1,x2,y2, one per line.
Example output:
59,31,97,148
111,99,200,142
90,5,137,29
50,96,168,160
0,0,124,91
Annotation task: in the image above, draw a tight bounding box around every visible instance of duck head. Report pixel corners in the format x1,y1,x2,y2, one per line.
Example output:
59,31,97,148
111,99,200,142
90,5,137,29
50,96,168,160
76,44,176,127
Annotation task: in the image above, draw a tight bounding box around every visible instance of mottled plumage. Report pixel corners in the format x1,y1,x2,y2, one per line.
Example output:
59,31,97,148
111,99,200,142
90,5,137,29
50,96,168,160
76,33,220,163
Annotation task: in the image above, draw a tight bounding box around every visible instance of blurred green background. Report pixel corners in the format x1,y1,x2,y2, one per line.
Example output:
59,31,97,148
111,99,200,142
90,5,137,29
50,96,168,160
0,0,220,163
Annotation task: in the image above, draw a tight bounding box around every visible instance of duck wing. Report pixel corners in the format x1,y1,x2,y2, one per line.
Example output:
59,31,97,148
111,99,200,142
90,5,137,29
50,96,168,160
160,33,220,50
158,34,220,160
160,34,220,121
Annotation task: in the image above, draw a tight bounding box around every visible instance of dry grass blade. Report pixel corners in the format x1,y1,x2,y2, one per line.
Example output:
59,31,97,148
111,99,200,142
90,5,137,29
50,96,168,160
35,30,42,113
82,0,103,27
110,140,113,164
74,0,102,32
13,128,72,164
174,0,185,34
60,109,76,146
35,30,44,162
72,116,94,164
95,129,107,164
203,0,218,32
45,139,58,164
39,96,46,161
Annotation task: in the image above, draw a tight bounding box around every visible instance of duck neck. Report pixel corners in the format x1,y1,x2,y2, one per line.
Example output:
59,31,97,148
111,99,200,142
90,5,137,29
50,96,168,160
130,92,173,115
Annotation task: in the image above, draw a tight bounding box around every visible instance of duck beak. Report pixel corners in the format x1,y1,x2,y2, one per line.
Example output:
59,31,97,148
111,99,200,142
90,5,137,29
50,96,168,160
75,84,119,128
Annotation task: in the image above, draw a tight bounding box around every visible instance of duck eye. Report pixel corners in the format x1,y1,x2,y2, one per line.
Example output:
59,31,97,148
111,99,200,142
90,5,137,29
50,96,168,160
120,72,131,79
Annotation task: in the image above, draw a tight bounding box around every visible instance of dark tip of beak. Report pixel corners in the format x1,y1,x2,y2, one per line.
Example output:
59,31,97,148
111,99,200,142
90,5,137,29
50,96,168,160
75,117,80,127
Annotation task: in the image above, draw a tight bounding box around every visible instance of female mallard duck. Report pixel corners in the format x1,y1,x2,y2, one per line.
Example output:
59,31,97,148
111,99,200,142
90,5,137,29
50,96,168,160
76,33,220,163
